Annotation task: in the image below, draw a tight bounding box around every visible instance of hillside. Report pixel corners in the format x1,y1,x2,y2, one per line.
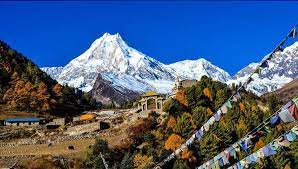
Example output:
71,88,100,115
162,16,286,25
75,76,297,169
0,40,97,117
264,79,298,103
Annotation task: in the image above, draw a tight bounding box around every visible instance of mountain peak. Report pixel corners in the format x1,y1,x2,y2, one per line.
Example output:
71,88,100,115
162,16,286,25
168,58,231,82
102,32,124,43
90,32,126,49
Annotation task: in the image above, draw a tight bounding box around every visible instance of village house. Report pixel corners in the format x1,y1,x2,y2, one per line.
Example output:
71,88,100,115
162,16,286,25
53,118,66,126
46,118,66,129
72,113,96,125
171,77,198,98
80,113,95,121
138,91,165,111
4,118,41,126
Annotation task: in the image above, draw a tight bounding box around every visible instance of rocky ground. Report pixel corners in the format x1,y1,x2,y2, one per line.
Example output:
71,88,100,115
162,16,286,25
0,108,163,168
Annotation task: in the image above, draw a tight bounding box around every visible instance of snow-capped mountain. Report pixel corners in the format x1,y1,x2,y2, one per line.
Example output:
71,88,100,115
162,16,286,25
42,33,231,94
228,42,298,96
41,66,63,80
168,59,231,82
42,33,297,98
52,33,177,93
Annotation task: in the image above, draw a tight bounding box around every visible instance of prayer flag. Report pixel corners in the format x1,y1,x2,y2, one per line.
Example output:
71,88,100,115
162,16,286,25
204,122,210,131
214,113,221,122
276,135,290,147
234,92,241,99
288,27,297,38
278,109,295,123
221,105,228,114
225,100,232,108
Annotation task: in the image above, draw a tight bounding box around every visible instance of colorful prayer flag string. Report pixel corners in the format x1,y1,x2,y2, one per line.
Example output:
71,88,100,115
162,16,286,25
227,125,298,169
196,98,298,169
153,25,297,169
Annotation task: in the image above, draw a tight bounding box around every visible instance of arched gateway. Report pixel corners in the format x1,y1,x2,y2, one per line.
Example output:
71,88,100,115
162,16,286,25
138,91,165,111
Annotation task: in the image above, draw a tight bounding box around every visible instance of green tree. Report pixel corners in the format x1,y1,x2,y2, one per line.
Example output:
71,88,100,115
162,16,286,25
191,106,209,127
175,112,196,138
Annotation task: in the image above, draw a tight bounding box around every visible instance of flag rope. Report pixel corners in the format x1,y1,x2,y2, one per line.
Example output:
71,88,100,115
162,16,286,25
153,25,297,169
227,125,298,169
196,97,297,169
100,152,109,169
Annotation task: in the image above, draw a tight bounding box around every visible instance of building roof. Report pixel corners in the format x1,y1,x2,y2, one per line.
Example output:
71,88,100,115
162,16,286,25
80,113,95,121
143,91,159,97
5,118,40,123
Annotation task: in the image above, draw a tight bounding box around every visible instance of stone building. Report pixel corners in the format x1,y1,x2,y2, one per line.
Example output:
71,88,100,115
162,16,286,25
53,118,65,126
138,91,164,111
46,118,66,129
171,77,198,98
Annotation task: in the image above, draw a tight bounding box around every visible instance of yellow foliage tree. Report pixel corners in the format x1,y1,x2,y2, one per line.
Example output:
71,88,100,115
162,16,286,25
253,139,265,152
239,102,245,111
24,82,34,92
236,119,247,130
167,116,177,130
165,134,184,151
37,82,48,96
203,87,213,101
284,164,292,169
181,148,193,159
219,117,227,128
251,103,257,111
276,124,283,131
153,130,164,140
207,107,213,116
36,82,50,111
212,134,221,142
184,112,196,129
175,89,188,107
133,153,153,169
236,118,248,135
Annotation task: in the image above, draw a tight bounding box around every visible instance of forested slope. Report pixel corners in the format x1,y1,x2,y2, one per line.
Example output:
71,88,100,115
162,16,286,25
0,40,97,117
81,76,297,169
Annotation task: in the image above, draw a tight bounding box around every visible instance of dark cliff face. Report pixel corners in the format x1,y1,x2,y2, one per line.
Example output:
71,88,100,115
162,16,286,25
89,74,140,106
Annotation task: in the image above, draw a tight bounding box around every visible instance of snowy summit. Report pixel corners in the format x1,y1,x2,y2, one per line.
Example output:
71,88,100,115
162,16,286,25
42,33,298,96
42,33,231,94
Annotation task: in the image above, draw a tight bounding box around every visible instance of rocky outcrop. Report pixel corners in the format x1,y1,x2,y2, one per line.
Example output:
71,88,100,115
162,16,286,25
89,74,140,106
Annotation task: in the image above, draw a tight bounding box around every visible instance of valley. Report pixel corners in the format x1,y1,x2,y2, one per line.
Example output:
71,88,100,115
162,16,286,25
0,23,297,169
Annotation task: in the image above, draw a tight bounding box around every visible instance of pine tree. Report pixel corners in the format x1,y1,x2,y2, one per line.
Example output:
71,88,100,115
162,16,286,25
175,112,196,138
191,106,209,127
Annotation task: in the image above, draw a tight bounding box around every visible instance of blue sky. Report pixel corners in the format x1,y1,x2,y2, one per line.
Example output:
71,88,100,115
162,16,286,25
0,1,297,75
